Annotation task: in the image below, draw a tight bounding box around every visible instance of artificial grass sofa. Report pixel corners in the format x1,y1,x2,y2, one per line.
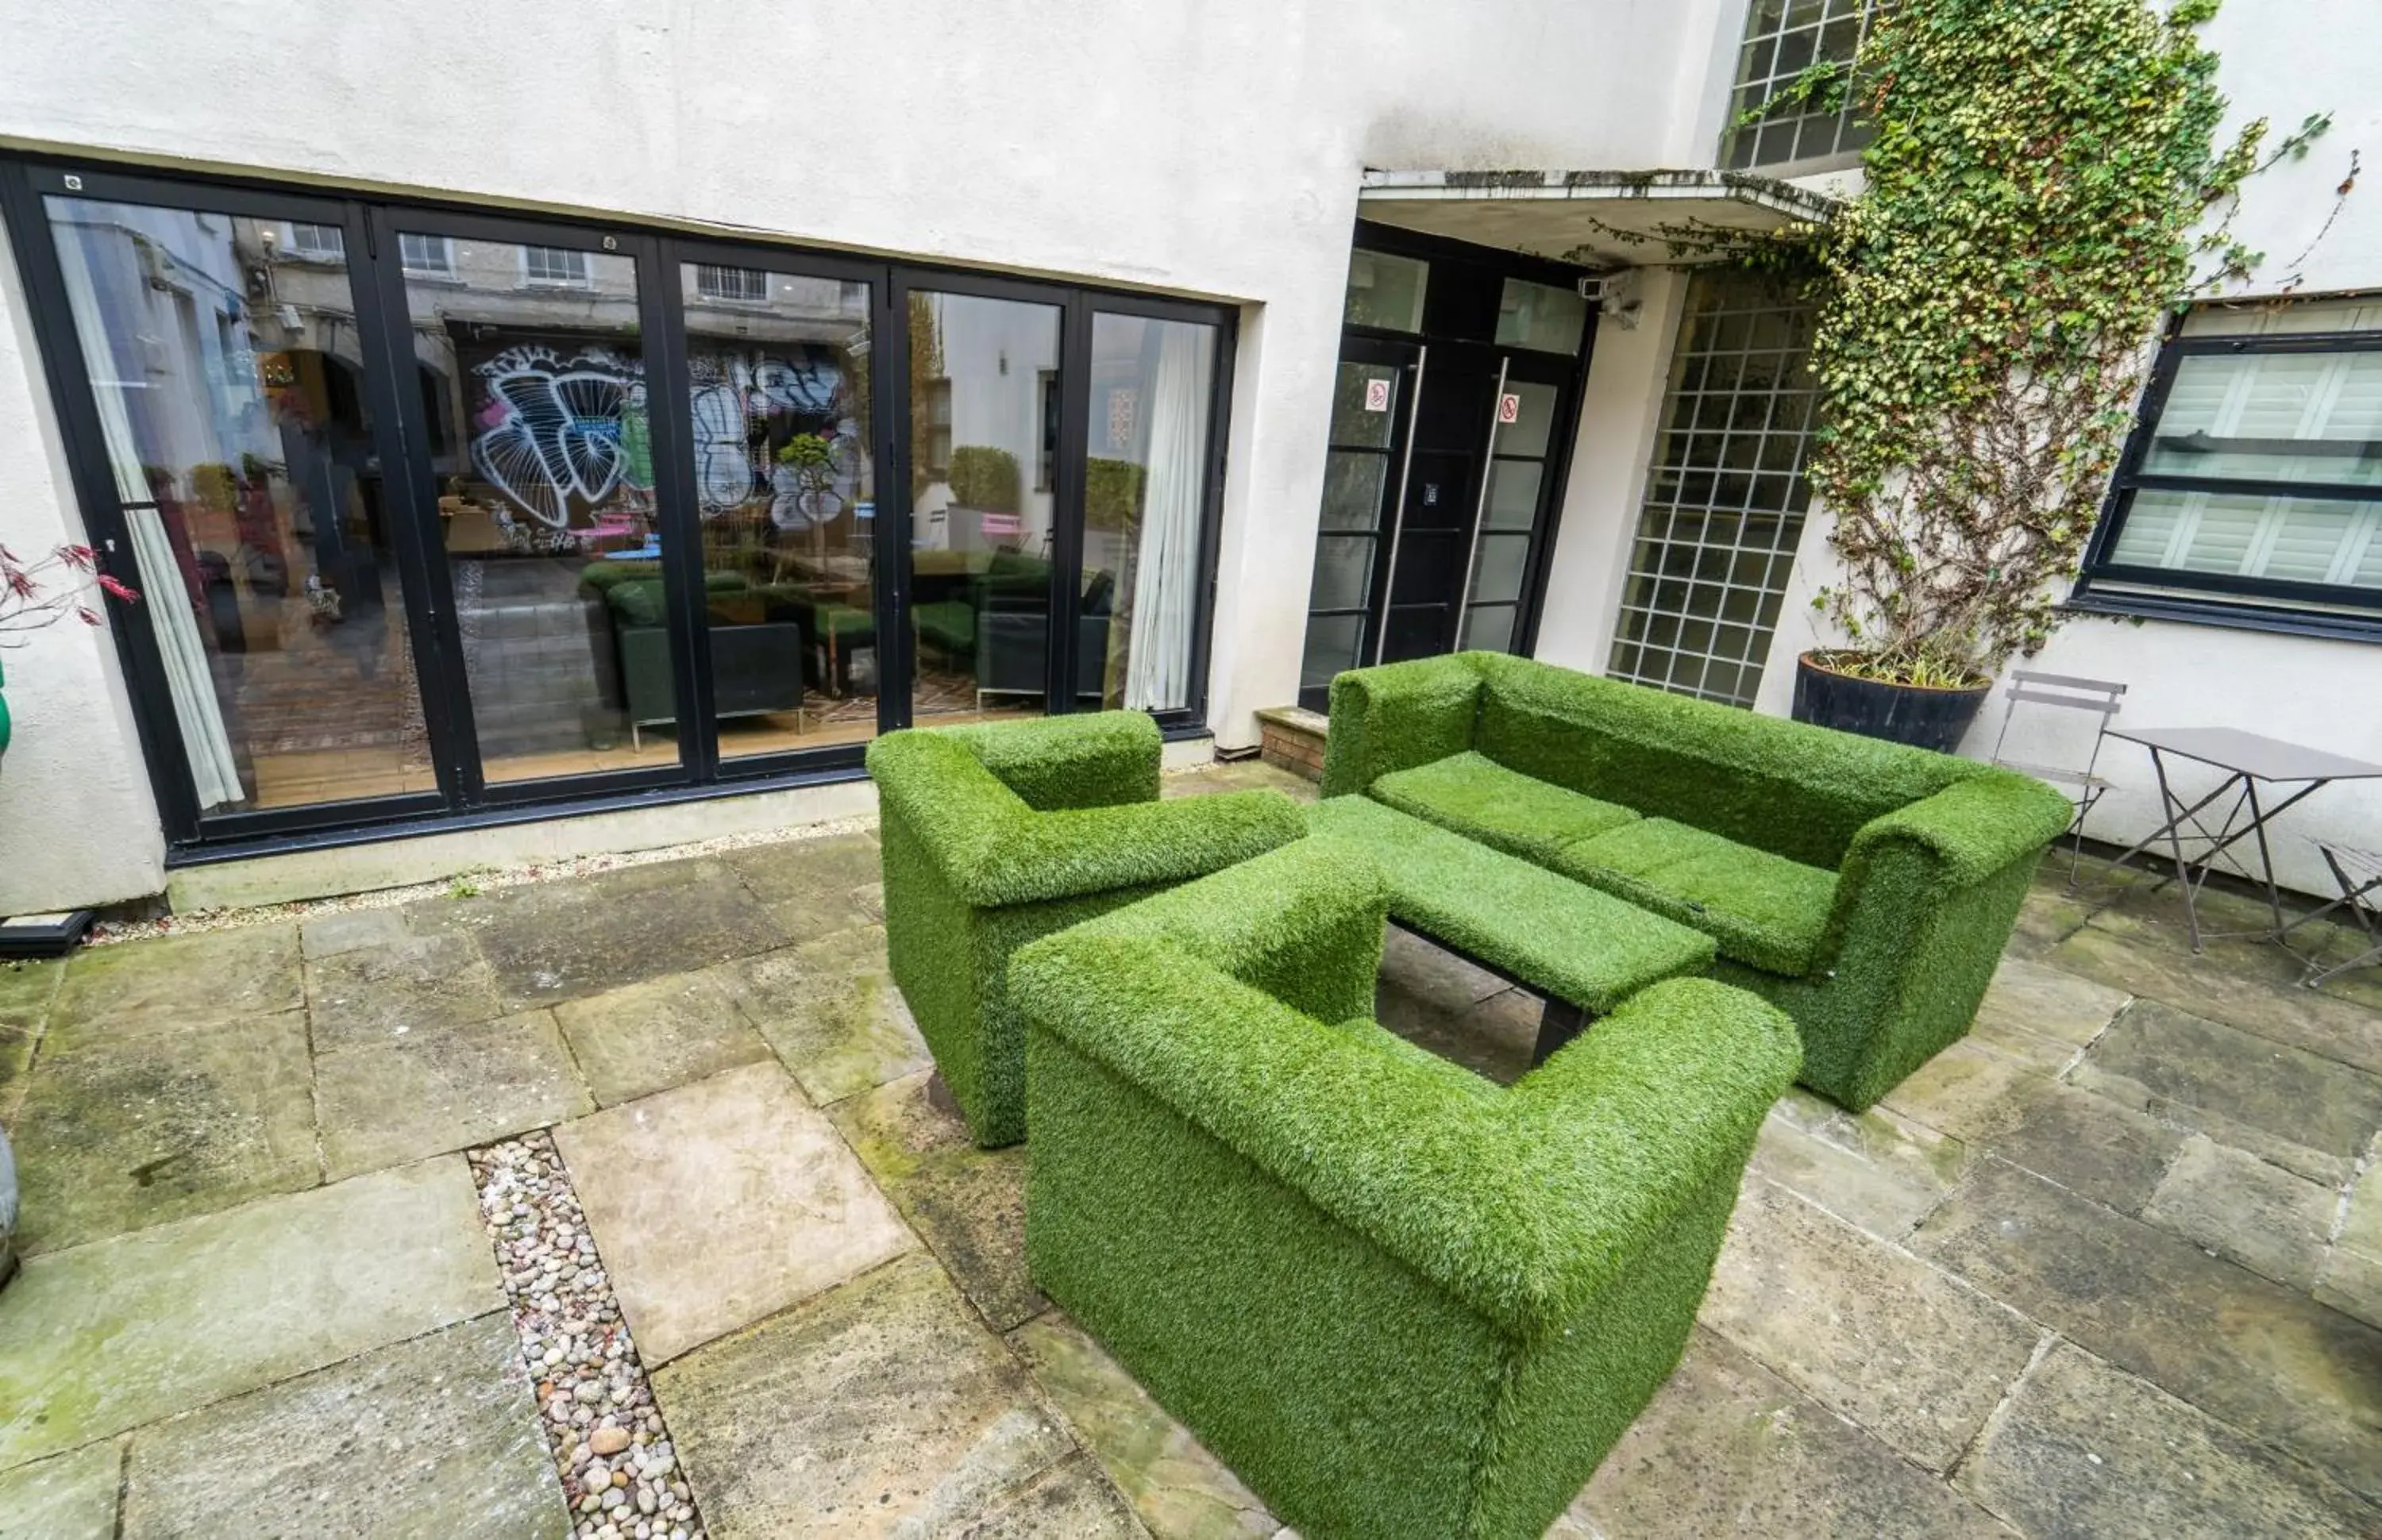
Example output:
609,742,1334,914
1011,840,1801,1539
1322,652,2072,1111
868,711,1306,1146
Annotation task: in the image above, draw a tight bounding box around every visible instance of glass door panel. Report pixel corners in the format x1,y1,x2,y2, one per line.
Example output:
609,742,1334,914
1459,371,1564,657
680,261,876,757
1080,312,1216,712
44,194,437,814
397,234,665,783
905,291,1061,724
1297,345,1416,709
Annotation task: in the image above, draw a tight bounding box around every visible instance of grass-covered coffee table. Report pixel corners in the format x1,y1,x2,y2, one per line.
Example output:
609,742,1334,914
1309,795,1715,1064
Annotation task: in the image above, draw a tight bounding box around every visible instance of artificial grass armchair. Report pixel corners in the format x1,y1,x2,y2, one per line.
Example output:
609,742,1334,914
1011,840,1800,1539
867,711,1305,1146
1323,652,2072,1110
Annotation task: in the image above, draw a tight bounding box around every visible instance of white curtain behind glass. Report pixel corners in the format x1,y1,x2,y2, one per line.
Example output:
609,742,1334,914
1126,324,1212,711
51,215,245,809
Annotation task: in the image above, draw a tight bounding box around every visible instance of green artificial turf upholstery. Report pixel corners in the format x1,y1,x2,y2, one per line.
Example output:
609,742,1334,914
1371,749,1640,863
1556,818,1837,976
868,711,1306,1146
1012,841,1801,1539
1320,652,2073,1109
1308,795,1713,1014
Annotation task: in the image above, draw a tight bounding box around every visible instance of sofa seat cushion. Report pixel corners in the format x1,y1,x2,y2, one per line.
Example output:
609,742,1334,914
1556,818,1837,976
1370,751,1639,863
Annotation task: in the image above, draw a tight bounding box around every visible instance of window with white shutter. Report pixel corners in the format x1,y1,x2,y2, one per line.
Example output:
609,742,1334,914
2076,298,2382,637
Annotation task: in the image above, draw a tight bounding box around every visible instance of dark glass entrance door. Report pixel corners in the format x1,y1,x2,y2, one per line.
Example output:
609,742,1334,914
1378,345,1499,665
1297,230,1598,711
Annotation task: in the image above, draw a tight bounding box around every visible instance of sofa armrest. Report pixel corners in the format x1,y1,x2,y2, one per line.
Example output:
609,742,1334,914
1016,923,1798,1340
1844,771,2075,888
1320,654,1486,799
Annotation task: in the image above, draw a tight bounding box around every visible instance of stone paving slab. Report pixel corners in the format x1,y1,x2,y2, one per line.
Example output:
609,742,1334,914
1912,1157,2382,1502
1879,1038,2047,1143
1748,1088,1969,1241
727,831,884,944
1968,1076,2185,1216
1373,976,1539,1086
1567,1330,2017,1538
954,1451,1148,1538
2051,911,2382,1077
1958,1340,2380,1539
553,969,773,1108
303,930,509,1049
2322,1145,2382,1329
727,928,932,1106
1972,954,2131,1048
0,1157,499,1472
0,1439,120,1540
2141,1134,2338,1293
1702,1177,2040,1473
413,857,788,1011
828,1069,1044,1332
553,1060,915,1365
2074,996,2382,1184
118,1312,566,1539
298,905,408,960
45,924,302,1043
314,1009,592,1182
1008,1312,1282,1540
8,1007,316,1254
653,1252,1075,1538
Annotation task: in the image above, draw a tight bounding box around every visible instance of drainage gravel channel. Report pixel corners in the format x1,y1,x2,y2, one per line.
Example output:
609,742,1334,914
470,1131,707,1540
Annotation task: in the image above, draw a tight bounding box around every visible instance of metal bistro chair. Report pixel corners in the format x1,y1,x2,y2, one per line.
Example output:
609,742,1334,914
2285,841,2382,988
1988,670,2128,886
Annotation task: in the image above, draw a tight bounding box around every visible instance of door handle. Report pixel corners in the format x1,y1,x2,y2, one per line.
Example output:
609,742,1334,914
1452,356,1510,651
1372,348,1428,666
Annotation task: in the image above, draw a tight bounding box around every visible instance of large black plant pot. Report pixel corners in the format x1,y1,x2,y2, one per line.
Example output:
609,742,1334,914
1790,651,1990,754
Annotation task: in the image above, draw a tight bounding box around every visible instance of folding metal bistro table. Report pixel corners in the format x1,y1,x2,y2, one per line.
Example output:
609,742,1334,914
2098,726,2382,953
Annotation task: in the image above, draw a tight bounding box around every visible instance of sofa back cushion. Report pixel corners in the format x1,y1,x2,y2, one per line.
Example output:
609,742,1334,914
1472,655,1976,869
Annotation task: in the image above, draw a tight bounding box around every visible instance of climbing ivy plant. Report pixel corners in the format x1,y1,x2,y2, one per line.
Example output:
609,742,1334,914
1783,0,2334,687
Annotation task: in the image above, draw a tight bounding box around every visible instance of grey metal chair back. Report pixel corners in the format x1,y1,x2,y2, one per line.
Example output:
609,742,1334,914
1989,671,2127,884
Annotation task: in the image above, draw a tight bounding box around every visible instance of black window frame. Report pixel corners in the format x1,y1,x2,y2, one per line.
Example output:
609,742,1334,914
0,151,1237,863
2071,318,2382,644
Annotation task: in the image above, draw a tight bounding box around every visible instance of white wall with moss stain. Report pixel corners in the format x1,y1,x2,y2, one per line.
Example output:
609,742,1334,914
0,237,165,916
0,0,1738,907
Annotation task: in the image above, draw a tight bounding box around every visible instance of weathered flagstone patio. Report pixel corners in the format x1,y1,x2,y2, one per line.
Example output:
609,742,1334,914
2,757,2379,1538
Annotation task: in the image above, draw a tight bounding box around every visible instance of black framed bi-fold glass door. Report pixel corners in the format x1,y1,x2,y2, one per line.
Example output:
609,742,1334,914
2,163,458,840
3,153,1235,854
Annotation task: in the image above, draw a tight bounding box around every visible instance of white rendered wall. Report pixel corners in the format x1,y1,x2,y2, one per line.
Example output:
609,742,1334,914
0,237,168,914
0,0,1731,905
1753,1,2382,899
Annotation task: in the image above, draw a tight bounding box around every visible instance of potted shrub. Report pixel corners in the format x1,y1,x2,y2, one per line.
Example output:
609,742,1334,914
1,540,136,1288
1769,0,2337,750
946,445,1023,549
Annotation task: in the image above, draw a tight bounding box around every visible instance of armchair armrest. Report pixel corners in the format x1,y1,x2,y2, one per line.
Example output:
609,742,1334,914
1320,654,1486,799
1066,837,1390,1029
1845,770,2076,888
973,792,1307,907
1014,934,1798,1341
870,727,1304,909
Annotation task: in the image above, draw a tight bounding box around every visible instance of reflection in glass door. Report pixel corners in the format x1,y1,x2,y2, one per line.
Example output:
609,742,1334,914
1459,373,1561,653
396,232,668,784
1080,311,1218,712
1297,339,1418,710
904,290,1062,723
45,194,437,813
680,260,877,757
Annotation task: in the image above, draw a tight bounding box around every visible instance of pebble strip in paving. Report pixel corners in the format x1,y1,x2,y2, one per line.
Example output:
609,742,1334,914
470,1132,708,1540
